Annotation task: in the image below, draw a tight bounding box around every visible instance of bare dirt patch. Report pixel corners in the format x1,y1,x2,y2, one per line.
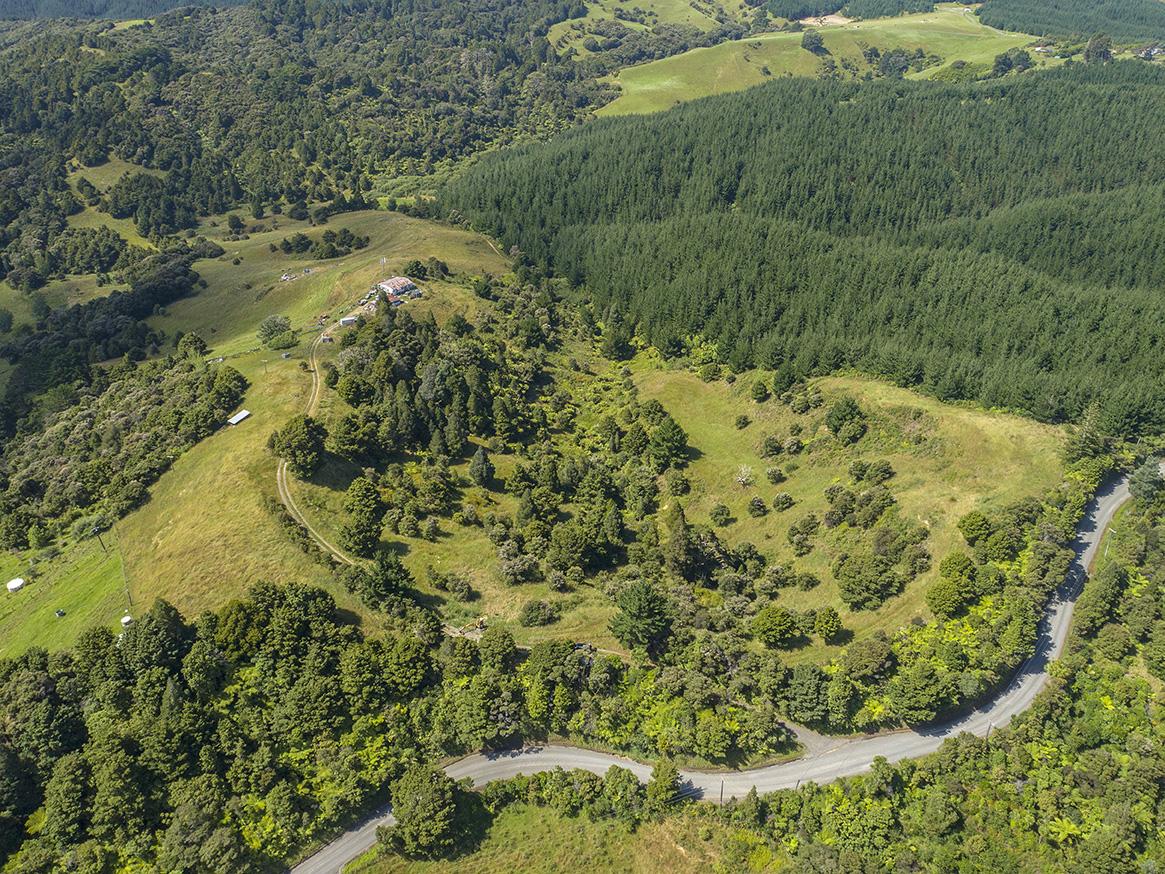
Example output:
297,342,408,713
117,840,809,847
800,12,853,24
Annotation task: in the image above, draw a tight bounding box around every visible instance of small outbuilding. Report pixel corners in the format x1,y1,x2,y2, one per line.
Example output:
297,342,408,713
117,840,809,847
227,410,251,426
6,578,24,593
339,316,358,327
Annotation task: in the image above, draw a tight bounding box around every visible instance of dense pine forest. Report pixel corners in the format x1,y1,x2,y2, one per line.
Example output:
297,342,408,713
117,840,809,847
445,62,1165,436
766,0,932,22
977,0,1165,43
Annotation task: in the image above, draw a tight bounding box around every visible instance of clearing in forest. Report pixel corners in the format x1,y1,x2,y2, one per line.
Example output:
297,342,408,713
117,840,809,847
598,4,1038,116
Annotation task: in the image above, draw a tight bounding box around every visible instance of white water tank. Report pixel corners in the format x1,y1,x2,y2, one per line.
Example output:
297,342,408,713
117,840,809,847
6,578,23,593
121,615,133,628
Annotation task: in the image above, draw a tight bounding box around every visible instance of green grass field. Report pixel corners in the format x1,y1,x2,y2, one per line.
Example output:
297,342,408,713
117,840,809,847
145,210,506,359
0,535,128,658
66,156,165,191
354,804,752,874
631,361,1064,662
598,4,1040,116
0,208,509,644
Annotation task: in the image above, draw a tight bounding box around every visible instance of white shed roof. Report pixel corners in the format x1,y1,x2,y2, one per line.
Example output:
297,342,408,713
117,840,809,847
227,410,251,426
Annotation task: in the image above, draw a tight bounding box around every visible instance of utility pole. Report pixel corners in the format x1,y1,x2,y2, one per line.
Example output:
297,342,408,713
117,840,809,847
92,526,107,554
262,359,268,374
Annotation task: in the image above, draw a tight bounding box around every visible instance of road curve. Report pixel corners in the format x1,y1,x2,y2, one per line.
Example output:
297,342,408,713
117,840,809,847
290,473,1132,874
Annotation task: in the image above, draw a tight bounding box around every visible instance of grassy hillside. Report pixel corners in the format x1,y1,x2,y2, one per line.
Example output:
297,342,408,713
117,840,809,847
357,805,747,874
0,208,508,647
548,0,751,57
144,210,505,358
599,4,1037,115
0,536,127,658
118,210,507,615
631,364,1062,661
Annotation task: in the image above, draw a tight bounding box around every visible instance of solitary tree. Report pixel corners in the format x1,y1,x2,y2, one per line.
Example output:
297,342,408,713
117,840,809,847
258,314,292,344
271,414,327,477
649,416,688,469
609,579,671,651
801,29,825,54
956,510,992,545
344,477,383,524
814,606,842,642
469,446,494,486
340,517,381,557
824,395,866,443
752,605,796,648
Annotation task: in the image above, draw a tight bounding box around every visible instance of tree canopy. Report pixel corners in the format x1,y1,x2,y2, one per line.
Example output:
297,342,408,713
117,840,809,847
446,65,1165,436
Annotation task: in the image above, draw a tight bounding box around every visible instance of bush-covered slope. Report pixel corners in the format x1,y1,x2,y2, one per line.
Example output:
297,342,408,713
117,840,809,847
0,0,245,19
445,63,1165,434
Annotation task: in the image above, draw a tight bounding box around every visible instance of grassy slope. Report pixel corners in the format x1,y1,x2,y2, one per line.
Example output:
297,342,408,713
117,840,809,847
633,362,1063,663
144,211,504,357
0,536,128,658
598,4,1038,115
116,210,508,625
357,805,746,874
66,157,162,250
0,208,509,645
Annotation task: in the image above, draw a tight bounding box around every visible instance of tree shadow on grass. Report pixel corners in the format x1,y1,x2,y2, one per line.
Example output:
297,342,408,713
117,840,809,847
827,628,855,647
334,606,364,629
309,454,364,492
449,788,494,859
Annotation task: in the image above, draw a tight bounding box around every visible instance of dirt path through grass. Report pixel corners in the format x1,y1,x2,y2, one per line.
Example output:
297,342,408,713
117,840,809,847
275,326,355,566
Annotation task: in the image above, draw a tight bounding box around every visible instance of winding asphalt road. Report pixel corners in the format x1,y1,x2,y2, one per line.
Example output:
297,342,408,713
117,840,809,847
290,473,1133,874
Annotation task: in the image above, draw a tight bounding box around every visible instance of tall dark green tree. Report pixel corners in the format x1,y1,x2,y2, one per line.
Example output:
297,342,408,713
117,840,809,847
469,446,494,487
385,765,459,857
271,414,327,478
649,416,688,469
609,579,672,652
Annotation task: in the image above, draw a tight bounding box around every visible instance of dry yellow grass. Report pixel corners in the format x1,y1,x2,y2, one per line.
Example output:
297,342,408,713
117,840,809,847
633,365,1064,661
354,806,757,874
